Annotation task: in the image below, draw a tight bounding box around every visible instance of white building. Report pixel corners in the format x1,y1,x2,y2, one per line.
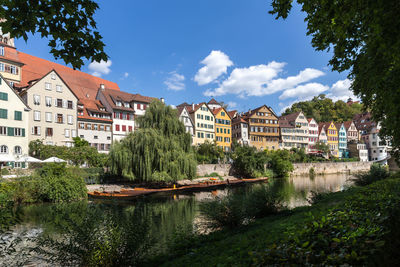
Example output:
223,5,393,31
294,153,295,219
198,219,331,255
232,115,249,146
279,111,309,150
307,118,319,153
177,106,194,136
0,74,30,168
77,97,112,153
19,70,78,147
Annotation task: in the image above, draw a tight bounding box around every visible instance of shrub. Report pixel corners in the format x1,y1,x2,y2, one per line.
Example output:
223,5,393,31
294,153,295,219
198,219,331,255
268,151,294,177
252,179,400,266
35,173,87,203
352,163,390,186
199,192,247,229
245,183,286,219
232,146,269,178
1,168,10,176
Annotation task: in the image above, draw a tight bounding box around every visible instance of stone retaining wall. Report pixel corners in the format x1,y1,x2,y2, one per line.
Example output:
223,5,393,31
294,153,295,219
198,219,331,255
196,161,373,177
291,161,372,176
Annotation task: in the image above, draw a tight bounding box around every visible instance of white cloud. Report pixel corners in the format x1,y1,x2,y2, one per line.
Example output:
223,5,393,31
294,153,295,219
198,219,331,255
278,78,359,114
124,72,129,78
204,61,325,98
326,79,358,101
227,101,237,108
164,71,185,91
279,83,329,100
88,60,112,77
194,50,233,86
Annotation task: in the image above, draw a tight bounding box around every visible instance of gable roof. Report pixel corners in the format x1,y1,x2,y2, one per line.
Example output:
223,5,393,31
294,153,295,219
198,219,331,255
0,73,30,110
15,51,120,100
335,122,344,131
319,121,336,132
19,69,79,101
78,99,112,123
343,120,357,131
208,98,220,105
211,107,232,119
99,88,157,111
243,105,278,119
279,111,301,123
176,106,194,126
228,110,237,118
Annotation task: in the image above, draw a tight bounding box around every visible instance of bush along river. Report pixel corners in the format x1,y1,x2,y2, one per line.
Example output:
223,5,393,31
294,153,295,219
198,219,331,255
1,173,352,266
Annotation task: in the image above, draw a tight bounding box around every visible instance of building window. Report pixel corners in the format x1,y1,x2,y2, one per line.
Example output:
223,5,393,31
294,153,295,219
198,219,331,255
14,128,23,136
32,126,41,136
67,115,73,125
67,100,73,109
100,125,104,131
57,99,62,107
34,110,41,121
71,130,76,138
0,126,6,135
94,135,98,139
122,125,126,132
46,128,53,137
79,123,84,129
115,124,120,131
14,146,22,155
45,96,52,107
10,66,16,74
93,124,98,130
0,46,4,56
56,85,62,92
46,112,52,122
0,63,3,72
128,126,133,132
0,145,8,154
51,73,56,80
57,114,63,123
106,125,111,131
86,123,92,130
33,94,40,105
0,92,7,101
45,82,52,90
65,129,70,138
14,111,22,121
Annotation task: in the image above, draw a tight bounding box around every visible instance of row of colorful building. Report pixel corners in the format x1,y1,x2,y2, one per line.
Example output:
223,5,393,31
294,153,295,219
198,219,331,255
176,99,390,163
0,34,390,168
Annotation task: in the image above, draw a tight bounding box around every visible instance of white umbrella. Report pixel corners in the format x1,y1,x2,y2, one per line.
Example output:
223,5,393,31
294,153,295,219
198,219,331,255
0,154,16,162
15,155,43,163
42,157,66,163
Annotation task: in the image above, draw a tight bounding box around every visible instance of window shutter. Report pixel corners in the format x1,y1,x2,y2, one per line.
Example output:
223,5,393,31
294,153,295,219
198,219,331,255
22,128,25,137
31,127,34,134
38,126,41,136
55,113,57,122
21,162,26,168
63,100,67,108
54,99,57,106
62,114,65,123
7,127,14,136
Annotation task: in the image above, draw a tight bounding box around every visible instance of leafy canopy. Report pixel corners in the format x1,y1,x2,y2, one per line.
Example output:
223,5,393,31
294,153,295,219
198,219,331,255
283,94,363,123
269,0,400,161
0,0,108,69
110,101,197,183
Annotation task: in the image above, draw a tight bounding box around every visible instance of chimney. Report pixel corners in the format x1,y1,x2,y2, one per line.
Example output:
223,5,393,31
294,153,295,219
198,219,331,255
100,84,105,91
192,103,195,110
160,97,165,103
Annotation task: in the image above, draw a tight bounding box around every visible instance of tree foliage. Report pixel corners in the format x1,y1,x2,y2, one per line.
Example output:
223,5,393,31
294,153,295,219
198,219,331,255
270,0,400,161
195,140,224,164
29,140,108,167
282,94,363,122
110,101,197,183
0,0,108,69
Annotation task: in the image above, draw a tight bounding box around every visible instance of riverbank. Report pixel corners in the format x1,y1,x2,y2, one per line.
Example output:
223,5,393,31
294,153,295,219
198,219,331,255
149,177,400,266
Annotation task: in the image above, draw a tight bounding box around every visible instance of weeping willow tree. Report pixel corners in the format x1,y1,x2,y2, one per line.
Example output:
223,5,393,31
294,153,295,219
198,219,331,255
110,100,197,182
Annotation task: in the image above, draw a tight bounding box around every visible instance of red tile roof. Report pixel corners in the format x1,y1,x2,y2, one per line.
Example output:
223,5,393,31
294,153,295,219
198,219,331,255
208,98,220,105
15,52,120,100
1,46,23,65
228,110,237,118
100,88,157,111
78,99,112,123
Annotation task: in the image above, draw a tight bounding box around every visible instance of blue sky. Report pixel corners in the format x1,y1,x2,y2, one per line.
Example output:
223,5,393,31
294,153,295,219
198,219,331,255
15,0,356,114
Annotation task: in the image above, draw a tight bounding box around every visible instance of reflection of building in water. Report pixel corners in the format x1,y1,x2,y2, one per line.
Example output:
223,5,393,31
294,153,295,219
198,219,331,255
193,190,228,201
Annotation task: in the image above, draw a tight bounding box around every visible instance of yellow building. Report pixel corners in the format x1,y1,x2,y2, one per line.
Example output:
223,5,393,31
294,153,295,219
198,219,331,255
212,107,232,151
320,121,339,157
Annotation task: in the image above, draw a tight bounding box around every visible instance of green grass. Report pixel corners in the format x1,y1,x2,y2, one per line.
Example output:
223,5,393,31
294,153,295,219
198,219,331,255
149,188,356,266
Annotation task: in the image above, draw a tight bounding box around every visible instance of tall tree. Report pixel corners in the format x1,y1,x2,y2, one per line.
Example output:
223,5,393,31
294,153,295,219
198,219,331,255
0,0,107,69
270,0,399,161
110,101,197,183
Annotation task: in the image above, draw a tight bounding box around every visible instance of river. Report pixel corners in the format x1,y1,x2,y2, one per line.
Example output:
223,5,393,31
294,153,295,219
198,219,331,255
1,173,353,266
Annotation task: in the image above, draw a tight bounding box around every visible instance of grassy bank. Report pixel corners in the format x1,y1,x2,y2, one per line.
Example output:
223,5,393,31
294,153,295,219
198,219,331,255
151,176,400,266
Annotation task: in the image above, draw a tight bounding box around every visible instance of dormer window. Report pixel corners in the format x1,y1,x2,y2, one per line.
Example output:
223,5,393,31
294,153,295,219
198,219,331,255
116,101,122,107
124,102,130,108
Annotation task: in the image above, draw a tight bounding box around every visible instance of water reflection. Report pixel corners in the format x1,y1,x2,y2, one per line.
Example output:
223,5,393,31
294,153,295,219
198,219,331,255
2,174,353,265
